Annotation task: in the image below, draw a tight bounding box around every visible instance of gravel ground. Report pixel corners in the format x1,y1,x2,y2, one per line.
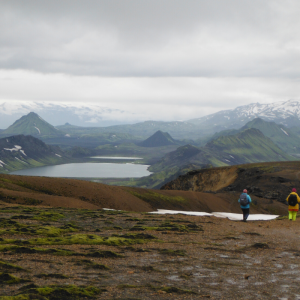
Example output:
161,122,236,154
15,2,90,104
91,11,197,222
0,203,299,300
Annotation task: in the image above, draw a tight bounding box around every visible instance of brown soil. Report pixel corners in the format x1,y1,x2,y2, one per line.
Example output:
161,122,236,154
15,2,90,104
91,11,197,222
0,173,288,215
162,161,300,214
0,202,298,300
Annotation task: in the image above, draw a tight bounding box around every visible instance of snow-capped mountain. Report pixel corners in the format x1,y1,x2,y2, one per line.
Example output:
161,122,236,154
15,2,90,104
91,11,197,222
0,101,135,129
187,99,300,132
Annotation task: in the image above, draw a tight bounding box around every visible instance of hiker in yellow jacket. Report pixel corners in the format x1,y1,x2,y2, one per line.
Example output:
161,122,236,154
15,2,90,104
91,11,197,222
286,188,300,221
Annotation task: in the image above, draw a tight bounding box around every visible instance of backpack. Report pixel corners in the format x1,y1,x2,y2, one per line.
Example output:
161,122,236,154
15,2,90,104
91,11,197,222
240,193,249,206
288,194,298,206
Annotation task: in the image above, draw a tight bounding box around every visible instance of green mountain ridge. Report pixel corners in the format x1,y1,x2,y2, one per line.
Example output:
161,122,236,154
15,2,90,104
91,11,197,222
240,118,300,153
0,112,66,139
139,130,177,147
137,128,296,189
205,118,300,154
205,128,293,164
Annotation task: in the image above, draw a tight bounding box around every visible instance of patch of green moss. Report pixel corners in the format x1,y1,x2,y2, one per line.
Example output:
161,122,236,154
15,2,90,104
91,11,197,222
0,260,26,272
21,208,37,214
0,245,74,256
0,224,78,237
10,215,32,220
0,218,20,228
0,206,23,214
33,212,65,222
116,233,157,240
130,222,202,233
16,233,155,246
0,272,28,284
0,295,36,300
21,284,104,299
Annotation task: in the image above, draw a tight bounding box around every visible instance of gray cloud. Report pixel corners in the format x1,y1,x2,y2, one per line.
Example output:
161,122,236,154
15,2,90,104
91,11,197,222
1,0,300,77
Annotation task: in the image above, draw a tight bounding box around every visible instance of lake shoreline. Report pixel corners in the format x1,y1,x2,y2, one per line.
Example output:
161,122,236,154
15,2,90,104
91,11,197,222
10,160,152,178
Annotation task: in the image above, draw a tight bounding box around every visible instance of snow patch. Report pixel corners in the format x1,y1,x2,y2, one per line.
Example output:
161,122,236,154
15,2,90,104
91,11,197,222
229,155,235,159
15,157,28,164
4,145,23,152
20,150,27,156
150,209,279,221
4,147,19,152
0,160,6,165
55,154,62,157
34,126,41,134
280,128,289,136
65,134,71,137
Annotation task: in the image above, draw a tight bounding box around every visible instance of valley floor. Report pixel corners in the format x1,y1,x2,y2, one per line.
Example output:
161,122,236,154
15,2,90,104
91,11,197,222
0,202,299,299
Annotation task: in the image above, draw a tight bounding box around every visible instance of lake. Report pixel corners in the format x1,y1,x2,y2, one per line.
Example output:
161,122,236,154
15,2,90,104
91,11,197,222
10,162,152,178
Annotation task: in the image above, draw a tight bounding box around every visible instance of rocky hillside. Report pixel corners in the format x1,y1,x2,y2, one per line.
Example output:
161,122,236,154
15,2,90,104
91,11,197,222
0,170,287,215
161,161,300,208
0,135,72,173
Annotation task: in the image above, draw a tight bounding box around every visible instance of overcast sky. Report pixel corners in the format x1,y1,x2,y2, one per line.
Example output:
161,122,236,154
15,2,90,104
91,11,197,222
1,0,300,122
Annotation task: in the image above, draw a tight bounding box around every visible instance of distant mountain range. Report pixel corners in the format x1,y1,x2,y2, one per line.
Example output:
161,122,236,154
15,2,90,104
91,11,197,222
2,99,300,140
0,101,133,128
208,118,300,154
57,120,198,140
138,126,297,189
0,113,141,149
1,106,300,183
188,99,300,134
151,128,293,172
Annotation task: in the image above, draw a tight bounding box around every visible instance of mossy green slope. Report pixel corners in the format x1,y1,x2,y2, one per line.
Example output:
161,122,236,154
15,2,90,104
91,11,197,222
205,128,294,164
134,128,296,188
240,118,300,153
1,112,65,139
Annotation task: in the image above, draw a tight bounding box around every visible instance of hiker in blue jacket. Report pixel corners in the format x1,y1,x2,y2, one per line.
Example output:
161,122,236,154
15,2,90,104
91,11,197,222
238,189,252,222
